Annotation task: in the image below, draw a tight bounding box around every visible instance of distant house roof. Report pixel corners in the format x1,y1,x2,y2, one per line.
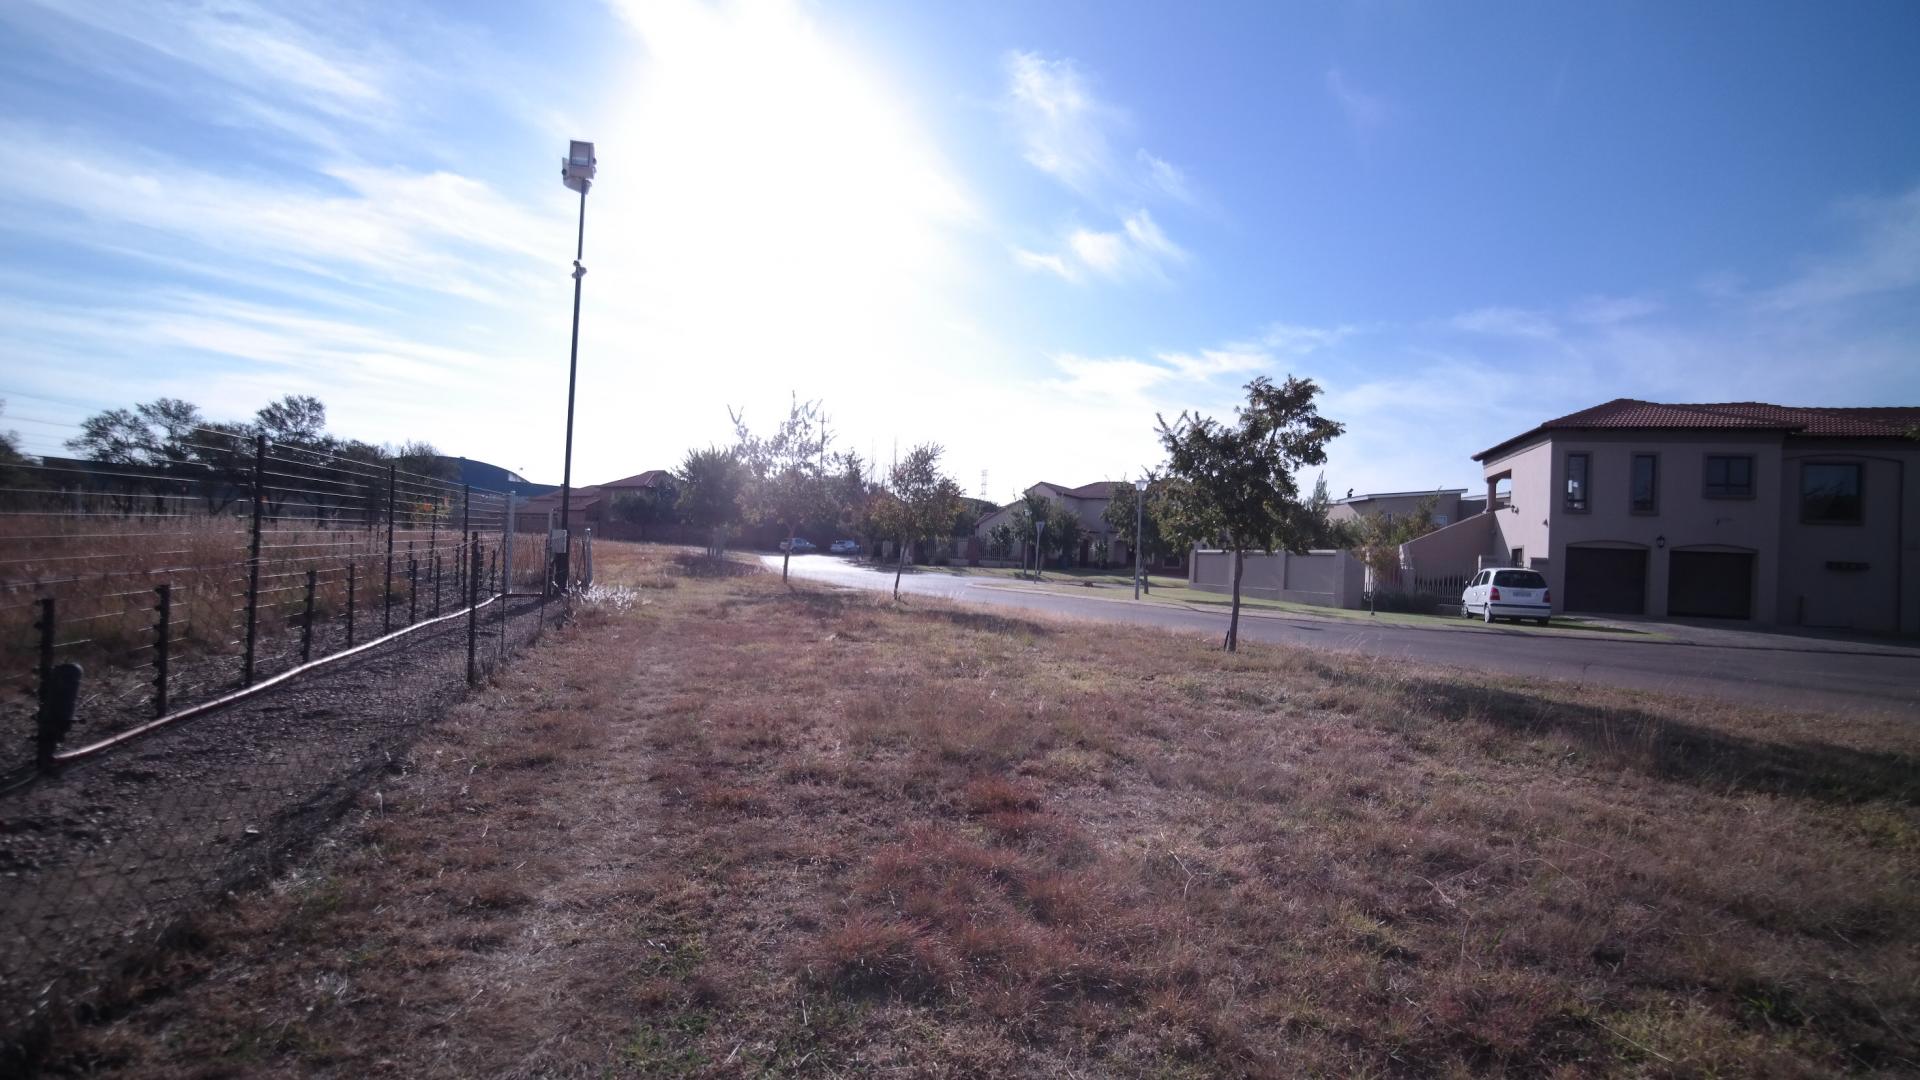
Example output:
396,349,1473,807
598,469,674,490
1029,480,1121,500
1475,399,1920,461
1334,488,1467,505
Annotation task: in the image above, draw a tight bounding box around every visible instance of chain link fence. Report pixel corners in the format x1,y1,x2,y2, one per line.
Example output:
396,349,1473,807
0,406,591,1062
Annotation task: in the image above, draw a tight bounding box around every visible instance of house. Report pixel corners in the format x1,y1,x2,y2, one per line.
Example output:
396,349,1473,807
1326,488,1482,528
973,480,1187,571
518,469,677,534
1402,398,1920,631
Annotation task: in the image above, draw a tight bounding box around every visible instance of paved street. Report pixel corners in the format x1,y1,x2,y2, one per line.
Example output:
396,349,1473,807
766,554,1920,718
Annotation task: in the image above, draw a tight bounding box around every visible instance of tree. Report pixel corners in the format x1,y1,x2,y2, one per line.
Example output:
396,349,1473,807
987,523,1016,559
1345,497,1440,592
611,484,679,530
68,397,212,513
732,396,835,581
882,443,964,599
676,447,744,557
254,395,330,448
1155,375,1345,652
1304,472,1355,549
1103,474,1172,591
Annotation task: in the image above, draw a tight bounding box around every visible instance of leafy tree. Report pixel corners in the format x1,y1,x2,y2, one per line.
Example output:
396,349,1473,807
1304,472,1355,549
611,485,679,529
732,396,835,581
0,400,30,494
1345,496,1440,589
987,523,1016,559
1155,375,1345,652
1103,474,1174,588
68,398,215,513
881,443,964,599
1007,490,1079,573
255,395,331,448
676,446,745,557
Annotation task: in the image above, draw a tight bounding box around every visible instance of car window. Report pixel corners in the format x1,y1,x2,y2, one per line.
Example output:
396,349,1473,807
1494,570,1547,589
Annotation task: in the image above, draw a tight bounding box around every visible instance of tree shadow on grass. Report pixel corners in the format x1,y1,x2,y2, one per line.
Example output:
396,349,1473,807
672,553,759,578
1392,676,1920,806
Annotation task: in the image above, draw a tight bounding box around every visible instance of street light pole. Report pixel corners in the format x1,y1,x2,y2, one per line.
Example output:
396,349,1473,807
1133,477,1147,600
554,141,596,592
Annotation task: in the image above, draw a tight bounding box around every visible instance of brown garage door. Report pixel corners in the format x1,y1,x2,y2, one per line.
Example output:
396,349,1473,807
1564,546,1647,614
1667,551,1753,619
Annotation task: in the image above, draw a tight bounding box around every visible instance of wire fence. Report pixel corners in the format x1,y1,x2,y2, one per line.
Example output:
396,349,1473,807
0,403,591,1062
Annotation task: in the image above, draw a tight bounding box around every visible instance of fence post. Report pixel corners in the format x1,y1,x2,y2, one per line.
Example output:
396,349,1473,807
302,569,317,662
383,463,396,634
153,585,171,718
35,595,55,738
504,494,516,596
488,548,498,598
346,562,357,646
583,528,593,588
460,483,471,604
467,533,480,686
432,552,442,617
242,433,266,686
408,551,418,624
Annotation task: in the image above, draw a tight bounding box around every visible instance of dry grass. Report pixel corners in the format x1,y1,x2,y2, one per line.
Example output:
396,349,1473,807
37,541,1920,1077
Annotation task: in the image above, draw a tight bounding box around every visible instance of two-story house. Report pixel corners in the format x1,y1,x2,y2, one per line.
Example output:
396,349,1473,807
1457,399,1920,632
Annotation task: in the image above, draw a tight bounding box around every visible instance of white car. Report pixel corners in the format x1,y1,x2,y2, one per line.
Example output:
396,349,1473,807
1462,568,1552,625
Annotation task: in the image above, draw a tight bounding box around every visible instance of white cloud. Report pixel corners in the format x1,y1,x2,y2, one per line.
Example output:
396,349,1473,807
1761,184,1920,310
1019,209,1186,283
1448,306,1560,339
0,125,557,305
1003,51,1113,194
1138,150,1191,203
1326,67,1391,140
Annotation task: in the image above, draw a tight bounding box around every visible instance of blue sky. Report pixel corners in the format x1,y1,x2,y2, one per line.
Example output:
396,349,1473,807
2,0,1917,501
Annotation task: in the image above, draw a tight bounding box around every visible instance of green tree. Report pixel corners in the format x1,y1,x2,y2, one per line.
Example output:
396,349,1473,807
676,446,745,557
987,523,1016,559
1103,474,1172,589
1345,496,1440,589
1155,375,1345,652
882,443,964,599
732,396,834,581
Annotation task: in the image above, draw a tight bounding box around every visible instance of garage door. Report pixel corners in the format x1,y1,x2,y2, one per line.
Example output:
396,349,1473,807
1667,551,1753,619
1564,547,1647,614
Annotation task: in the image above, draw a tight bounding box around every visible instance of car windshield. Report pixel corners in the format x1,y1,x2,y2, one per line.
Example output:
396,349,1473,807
1494,570,1547,589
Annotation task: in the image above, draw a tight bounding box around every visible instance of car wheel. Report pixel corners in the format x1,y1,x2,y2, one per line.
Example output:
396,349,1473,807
1482,605,1495,624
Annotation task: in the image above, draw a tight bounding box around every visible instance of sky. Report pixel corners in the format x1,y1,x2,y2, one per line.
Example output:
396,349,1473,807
2,0,1917,503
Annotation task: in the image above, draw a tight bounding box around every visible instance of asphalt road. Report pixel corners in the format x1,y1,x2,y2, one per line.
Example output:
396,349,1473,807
766,554,1920,718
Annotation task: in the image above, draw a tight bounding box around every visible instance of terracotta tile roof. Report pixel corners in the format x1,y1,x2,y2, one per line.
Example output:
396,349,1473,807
1475,399,1920,460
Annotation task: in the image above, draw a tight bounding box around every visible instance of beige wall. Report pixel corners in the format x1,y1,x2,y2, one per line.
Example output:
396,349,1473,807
1488,429,1917,631
1777,441,1919,633
1399,512,1501,578
1481,439,1553,572
1537,431,1786,621
1189,549,1365,609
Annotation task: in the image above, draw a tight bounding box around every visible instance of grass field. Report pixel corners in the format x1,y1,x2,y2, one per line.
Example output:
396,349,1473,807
49,542,1919,1076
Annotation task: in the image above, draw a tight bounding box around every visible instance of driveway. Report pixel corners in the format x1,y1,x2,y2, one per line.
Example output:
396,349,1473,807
766,555,1920,718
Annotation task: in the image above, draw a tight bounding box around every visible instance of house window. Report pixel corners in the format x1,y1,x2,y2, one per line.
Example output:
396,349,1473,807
1510,547,1524,567
1630,454,1658,514
1704,455,1754,499
1564,453,1589,512
1801,463,1862,524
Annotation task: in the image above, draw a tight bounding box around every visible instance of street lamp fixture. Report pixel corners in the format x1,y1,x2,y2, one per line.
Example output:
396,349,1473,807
1132,477,1148,600
552,140,596,592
